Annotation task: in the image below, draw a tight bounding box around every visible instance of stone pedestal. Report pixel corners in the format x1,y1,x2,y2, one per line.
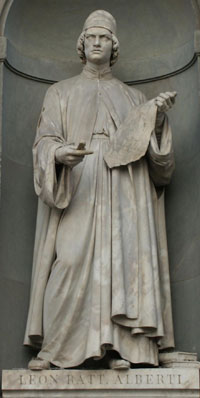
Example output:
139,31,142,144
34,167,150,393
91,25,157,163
2,368,200,397
159,351,200,369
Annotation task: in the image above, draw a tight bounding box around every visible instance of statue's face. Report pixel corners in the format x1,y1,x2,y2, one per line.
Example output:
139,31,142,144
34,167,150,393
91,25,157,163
84,27,112,65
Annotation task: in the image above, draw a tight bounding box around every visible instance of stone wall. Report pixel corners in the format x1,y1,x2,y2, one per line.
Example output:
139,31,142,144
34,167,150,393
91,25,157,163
0,0,200,377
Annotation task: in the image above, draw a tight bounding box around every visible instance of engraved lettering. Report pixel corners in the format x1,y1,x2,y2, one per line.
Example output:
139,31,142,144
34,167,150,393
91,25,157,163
99,374,106,384
88,374,95,384
126,374,131,384
49,374,57,383
66,375,75,384
29,375,36,385
136,374,142,384
178,374,182,385
167,374,173,384
114,375,123,384
146,374,154,384
157,374,164,384
77,375,85,384
39,375,47,384
19,375,26,385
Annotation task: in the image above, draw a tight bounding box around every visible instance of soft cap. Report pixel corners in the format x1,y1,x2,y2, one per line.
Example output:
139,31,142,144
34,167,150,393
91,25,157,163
83,10,117,35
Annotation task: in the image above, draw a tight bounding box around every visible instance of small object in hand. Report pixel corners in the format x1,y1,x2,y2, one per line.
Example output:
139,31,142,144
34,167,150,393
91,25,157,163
75,141,93,156
171,91,177,103
77,142,86,150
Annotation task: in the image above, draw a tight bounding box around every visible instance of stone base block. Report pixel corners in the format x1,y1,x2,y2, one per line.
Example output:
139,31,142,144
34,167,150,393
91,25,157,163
2,368,200,398
159,351,200,369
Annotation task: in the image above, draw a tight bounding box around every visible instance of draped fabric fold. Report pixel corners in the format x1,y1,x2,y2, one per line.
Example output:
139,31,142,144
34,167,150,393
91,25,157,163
24,67,175,368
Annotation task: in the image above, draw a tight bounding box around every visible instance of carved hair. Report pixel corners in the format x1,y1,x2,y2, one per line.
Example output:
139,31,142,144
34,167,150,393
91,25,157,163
76,32,119,66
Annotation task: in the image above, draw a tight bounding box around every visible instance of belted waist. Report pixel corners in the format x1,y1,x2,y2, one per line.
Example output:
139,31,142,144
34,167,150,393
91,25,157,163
92,132,109,139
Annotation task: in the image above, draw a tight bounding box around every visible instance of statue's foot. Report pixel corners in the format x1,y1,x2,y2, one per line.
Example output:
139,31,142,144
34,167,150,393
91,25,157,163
28,358,50,370
109,359,131,370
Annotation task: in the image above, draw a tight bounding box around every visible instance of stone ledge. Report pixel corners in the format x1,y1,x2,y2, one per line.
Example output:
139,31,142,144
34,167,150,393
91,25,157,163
2,392,200,398
2,368,200,398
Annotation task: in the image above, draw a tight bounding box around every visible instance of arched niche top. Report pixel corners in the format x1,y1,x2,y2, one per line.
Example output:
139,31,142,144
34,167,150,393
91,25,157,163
4,0,197,82
0,0,14,35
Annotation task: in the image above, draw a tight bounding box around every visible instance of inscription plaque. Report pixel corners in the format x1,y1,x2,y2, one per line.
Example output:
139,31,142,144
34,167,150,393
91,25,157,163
2,369,199,391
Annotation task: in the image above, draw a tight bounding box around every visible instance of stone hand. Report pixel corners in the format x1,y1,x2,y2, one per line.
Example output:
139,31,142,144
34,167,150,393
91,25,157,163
55,144,93,168
155,91,177,113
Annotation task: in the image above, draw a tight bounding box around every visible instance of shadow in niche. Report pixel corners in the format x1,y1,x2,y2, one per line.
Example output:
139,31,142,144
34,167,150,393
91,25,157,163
49,351,157,370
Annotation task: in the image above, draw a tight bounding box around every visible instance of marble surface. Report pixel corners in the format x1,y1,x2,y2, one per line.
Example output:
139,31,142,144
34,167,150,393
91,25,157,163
159,351,200,368
24,11,175,370
160,352,198,362
2,369,200,398
2,368,199,390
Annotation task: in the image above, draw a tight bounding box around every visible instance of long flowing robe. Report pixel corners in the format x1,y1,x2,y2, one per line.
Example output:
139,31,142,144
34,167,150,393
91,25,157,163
24,66,175,368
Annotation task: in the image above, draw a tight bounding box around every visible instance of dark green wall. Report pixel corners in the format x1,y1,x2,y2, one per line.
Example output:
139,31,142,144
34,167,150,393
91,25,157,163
0,0,200,372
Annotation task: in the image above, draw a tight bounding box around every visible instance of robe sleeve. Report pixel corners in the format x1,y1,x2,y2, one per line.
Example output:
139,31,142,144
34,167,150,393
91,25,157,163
137,90,175,187
33,84,73,209
147,115,175,187
128,88,175,186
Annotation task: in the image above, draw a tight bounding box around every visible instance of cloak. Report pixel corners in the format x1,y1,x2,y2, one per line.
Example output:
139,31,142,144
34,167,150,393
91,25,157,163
24,66,175,367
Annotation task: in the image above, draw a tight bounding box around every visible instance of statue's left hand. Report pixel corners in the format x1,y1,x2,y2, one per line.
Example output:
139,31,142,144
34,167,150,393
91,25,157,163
155,91,177,113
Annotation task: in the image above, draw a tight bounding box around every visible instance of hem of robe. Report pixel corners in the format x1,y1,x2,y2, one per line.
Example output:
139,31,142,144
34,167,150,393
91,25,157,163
37,339,159,369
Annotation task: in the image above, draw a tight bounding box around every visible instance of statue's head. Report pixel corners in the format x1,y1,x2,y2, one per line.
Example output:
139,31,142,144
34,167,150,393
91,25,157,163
77,10,119,66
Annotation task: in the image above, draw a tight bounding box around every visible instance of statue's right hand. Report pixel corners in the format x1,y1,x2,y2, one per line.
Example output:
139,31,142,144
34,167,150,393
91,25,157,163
55,144,93,168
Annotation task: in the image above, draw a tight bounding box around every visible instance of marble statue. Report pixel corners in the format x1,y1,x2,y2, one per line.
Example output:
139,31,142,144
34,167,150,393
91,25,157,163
24,10,176,370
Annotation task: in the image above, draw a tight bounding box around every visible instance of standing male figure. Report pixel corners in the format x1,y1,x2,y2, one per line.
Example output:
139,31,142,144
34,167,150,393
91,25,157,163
25,10,176,370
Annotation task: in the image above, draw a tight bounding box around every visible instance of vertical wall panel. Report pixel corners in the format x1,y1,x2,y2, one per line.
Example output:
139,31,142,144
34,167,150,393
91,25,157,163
0,0,199,373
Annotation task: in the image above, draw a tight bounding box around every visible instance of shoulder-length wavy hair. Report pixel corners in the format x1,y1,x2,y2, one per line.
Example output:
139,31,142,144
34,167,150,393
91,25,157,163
76,31,119,66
